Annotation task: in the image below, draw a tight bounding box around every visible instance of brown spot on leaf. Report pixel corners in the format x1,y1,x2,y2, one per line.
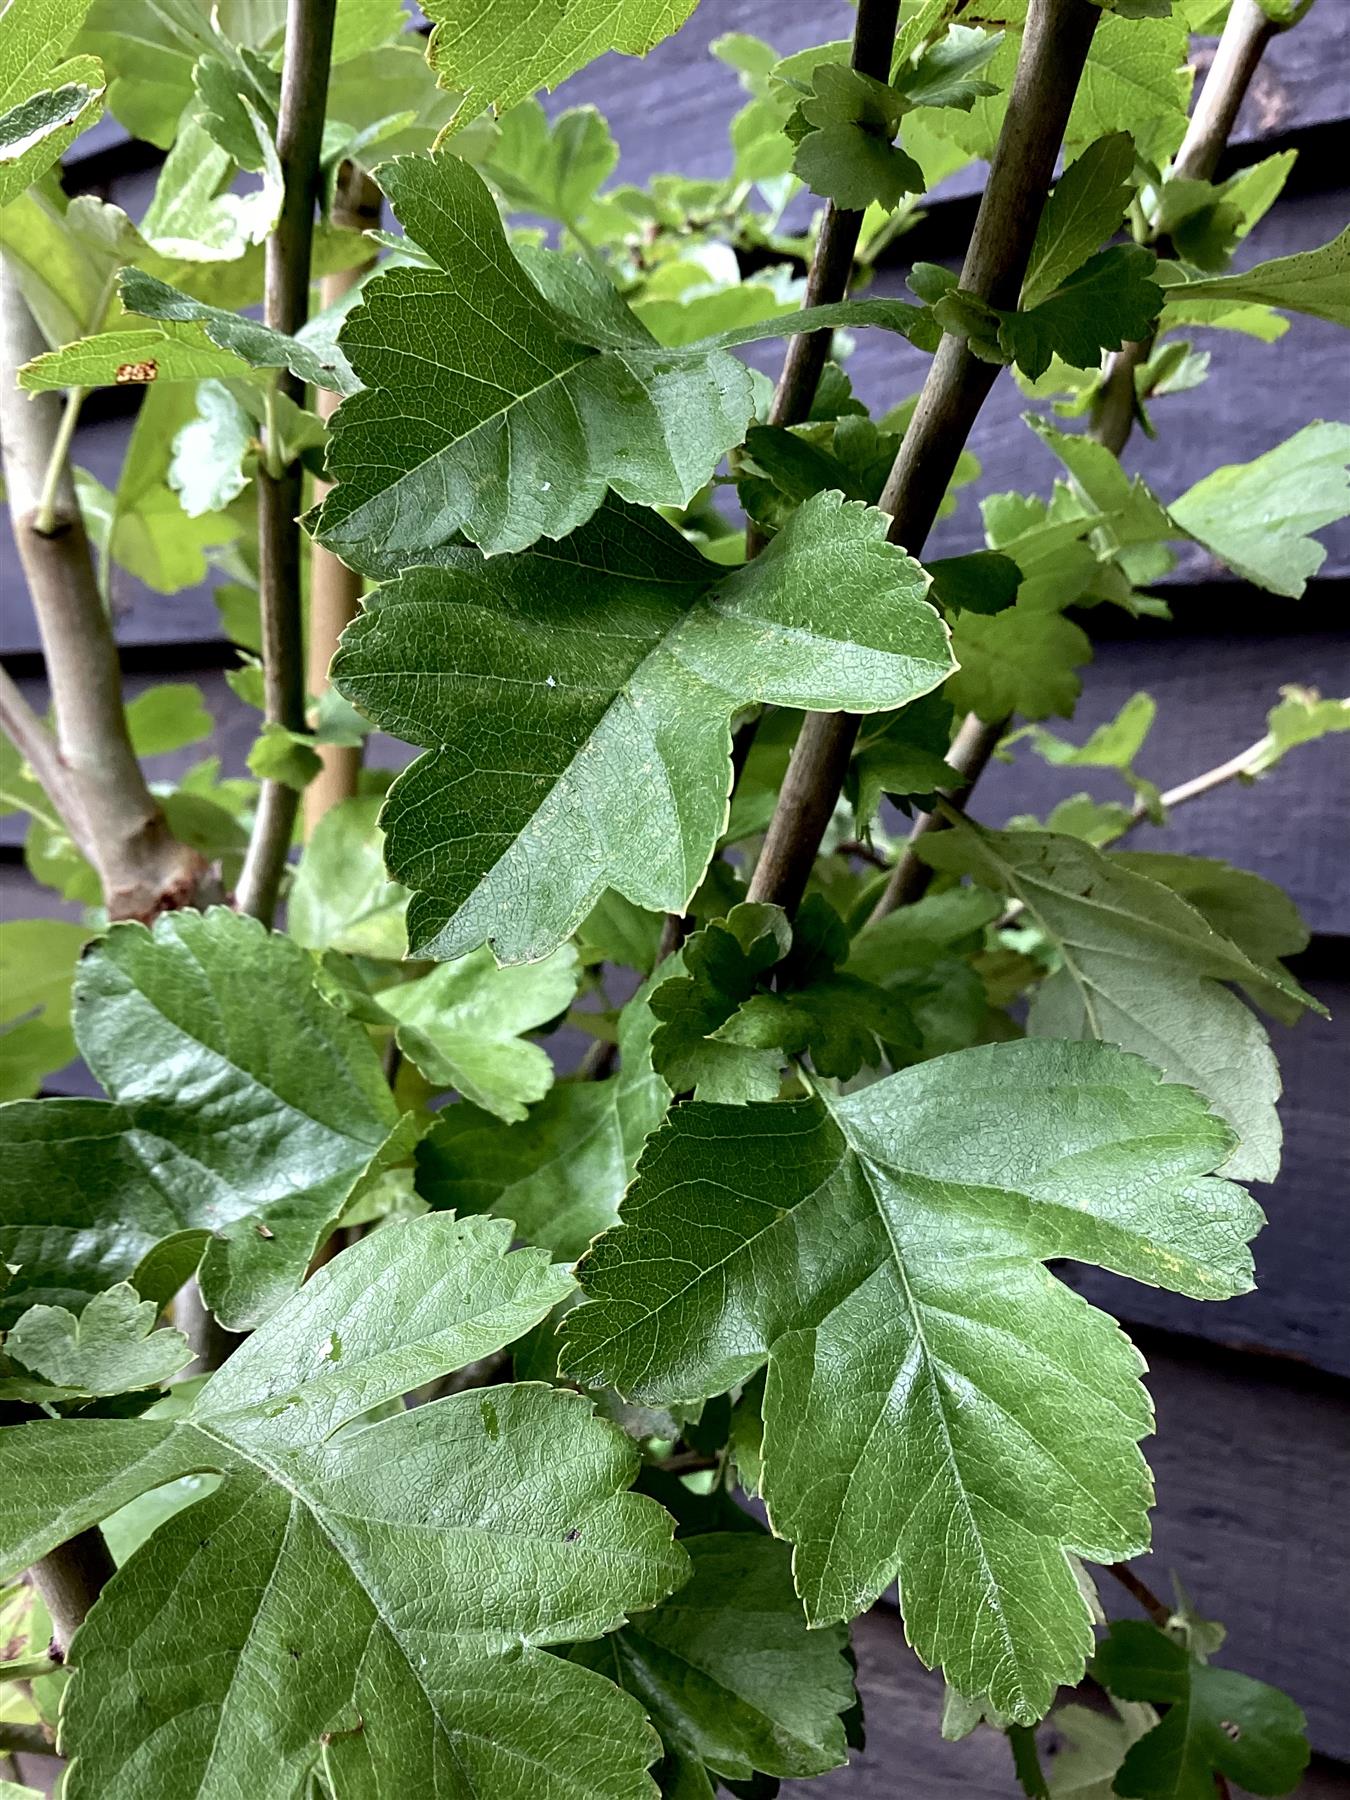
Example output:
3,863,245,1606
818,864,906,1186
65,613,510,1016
115,360,158,383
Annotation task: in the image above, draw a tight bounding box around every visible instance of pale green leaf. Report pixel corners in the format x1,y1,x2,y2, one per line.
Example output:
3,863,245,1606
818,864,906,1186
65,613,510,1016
416,971,670,1261
563,1038,1260,1719
0,1282,191,1400
125,682,214,756
0,0,104,202
1159,224,1350,328
1168,421,1350,597
1250,683,1350,775
483,99,618,223
921,818,1319,1179
571,1532,854,1783
0,1215,685,1799
0,908,401,1330
946,606,1092,721
168,378,256,516
0,918,87,1101
287,795,410,960
1045,1700,1157,1797
246,722,323,790
332,492,950,965
425,0,698,132
378,944,580,1121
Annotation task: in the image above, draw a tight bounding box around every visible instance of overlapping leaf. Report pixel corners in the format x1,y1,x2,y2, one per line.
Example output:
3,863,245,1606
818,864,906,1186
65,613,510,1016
571,1532,855,1788
314,151,935,567
0,1282,190,1402
425,0,698,131
417,973,671,1261
1159,224,1350,329
0,908,401,1330
563,1038,1262,1719
922,819,1322,1179
0,1216,688,1799
332,492,952,964
0,0,104,208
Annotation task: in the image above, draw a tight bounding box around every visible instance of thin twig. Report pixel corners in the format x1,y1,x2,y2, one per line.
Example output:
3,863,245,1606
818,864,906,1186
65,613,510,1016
873,0,1289,911
747,0,1103,917
0,1719,57,1758
1106,1559,1172,1628
236,0,340,922
1093,0,1282,453
867,712,1003,920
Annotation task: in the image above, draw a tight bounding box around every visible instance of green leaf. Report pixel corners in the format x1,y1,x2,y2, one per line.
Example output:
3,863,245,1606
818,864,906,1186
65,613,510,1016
0,0,104,205
1093,1621,1309,1798
562,1038,1261,1720
895,23,1002,111
416,972,671,1260
1250,683,1350,775
571,1532,854,1783
246,722,323,790
0,1282,190,1401
946,607,1092,722
1022,132,1136,308
650,904,792,1102
848,690,962,833
927,550,1023,614
125,682,214,757
0,1215,687,1799
921,818,1319,1180
1168,421,1350,597
331,492,952,965
790,65,925,211
120,268,355,393
378,944,580,1121
996,246,1163,381
287,795,410,959
483,99,617,222
425,0,699,132
138,103,283,262
1044,1699,1157,1797
0,918,87,1101
1159,224,1350,328
0,908,401,1330
1027,415,1173,547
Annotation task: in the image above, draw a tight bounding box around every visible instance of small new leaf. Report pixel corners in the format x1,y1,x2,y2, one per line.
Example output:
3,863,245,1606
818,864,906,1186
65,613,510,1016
0,1282,190,1401
1022,133,1137,308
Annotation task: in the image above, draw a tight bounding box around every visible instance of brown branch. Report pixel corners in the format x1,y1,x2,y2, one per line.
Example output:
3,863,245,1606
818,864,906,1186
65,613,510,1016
0,268,204,920
747,0,1102,917
0,1718,57,1758
1106,1559,1172,1628
867,712,1004,919
1093,0,1282,453
303,162,382,837
236,0,340,922
29,1528,116,1655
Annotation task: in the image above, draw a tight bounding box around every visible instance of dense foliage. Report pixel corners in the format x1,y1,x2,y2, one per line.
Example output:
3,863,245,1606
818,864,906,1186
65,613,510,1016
0,0,1346,1794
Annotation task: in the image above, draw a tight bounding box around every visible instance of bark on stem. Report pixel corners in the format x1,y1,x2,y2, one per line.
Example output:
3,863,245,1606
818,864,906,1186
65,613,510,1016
236,0,340,921
1093,0,1280,454
303,163,382,836
0,268,204,919
747,0,1102,916
869,0,1288,922
29,1528,116,1655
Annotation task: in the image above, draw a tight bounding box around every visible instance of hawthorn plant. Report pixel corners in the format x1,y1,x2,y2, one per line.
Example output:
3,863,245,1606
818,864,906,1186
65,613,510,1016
0,0,1347,1793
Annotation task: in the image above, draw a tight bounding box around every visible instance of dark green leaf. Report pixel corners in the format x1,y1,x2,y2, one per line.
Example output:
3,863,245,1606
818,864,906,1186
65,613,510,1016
563,1039,1260,1719
331,493,951,964
0,908,401,1330
1093,1621,1309,1799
